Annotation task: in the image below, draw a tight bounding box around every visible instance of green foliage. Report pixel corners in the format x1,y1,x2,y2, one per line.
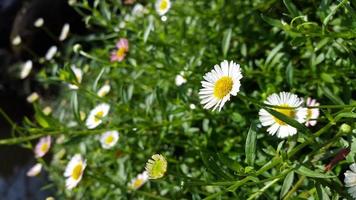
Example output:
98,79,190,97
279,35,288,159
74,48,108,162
1,0,356,199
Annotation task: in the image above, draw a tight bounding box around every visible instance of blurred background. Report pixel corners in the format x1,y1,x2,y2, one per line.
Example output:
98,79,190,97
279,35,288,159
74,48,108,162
0,0,86,198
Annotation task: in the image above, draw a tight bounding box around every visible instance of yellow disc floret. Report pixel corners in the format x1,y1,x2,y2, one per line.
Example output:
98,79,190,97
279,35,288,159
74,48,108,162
273,104,295,125
71,164,83,180
213,76,233,99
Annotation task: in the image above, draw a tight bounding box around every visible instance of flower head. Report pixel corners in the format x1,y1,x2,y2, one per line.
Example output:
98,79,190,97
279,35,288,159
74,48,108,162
259,92,307,138
110,38,129,62
20,60,33,79
175,74,186,86
27,163,43,177
155,0,171,16
64,154,86,190
34,18,44,27
45,46,58,60
34,136,51,158
59,23,70,41
97,84,111,97
68,65,83,90
27,92,39,103
85,103,110,129
100,130,119,149
128,171,149,190
145,154,167,179
305,97,320,127
199,60,242,111
345,163,356,198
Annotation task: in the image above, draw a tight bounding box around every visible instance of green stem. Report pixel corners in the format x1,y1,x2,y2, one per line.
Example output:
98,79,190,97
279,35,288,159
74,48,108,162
283,176,305,200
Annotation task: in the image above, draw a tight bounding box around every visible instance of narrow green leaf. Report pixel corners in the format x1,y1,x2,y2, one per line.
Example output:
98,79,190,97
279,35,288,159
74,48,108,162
296,165,335,178
321,73,334,83
283,0,300,17
265,42,283,66
35,113,49,128
144,16,154,43
320,86,344,105
245,123,257,166
92,68,106,91
222,28,232,57
264,108,310,134
260,14,285,29
200,151,233,180
286,62,294,87
280,171,294,198
316,183,330,200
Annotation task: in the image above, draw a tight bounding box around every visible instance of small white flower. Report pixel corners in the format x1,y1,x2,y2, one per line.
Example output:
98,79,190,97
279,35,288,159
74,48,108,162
68,0,76,5
100,130,119,149
128,171,149,190
68,65,83,90
45,46,58,60
259,92,307,138
85,103,110,129
20,60,33,79
42,106,52,116
199,60,243,111
155,0,171,16
97,84,111,97
27,163,42,177
59,23,70,41
161,16,167,22
27,92,39,103
12,36,21,46
34,136,51,158
189,104,196,110
345,163,356,199
64,154,86,190
132,4,146,17
34,18,44,27
305,97,320,127
175,74,186,86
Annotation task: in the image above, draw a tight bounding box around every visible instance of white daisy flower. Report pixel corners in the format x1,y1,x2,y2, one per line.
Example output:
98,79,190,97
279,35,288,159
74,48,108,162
259,92,307,138
97,84,111,97
45,46,58,60
132,3,146,17
42,106,52,116
20,60,33,79
145,154,167,179
34,136,51,158
199,60,242,111
68,65,83,90
345,163,356,199
59,23,70,41
27,163,42,177
128,171,149,190
64,154,86,190
27,92,39,103
85,103,110,129
155,0,171,16
100,130,119,149
305,97,320,127
175,74,186,86
34,18,44,27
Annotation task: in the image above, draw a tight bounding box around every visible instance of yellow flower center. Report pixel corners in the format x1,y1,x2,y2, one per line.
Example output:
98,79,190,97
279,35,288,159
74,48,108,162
133,178,144,188
116,47,126,58
40,143,49,153
306,109,312,119
213,76,233,99
105,135,114,145
71,164,83,180
160,0,168,10
273,104,295,125
94,111,104,122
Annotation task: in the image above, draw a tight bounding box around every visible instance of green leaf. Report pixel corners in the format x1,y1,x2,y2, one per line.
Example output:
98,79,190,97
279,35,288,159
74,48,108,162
321,73,334,83
34,113,49,128
260,14,285,29
144,15,154,43
296,166,335,179
222,27,232,57
92,68,106,91
283,0,300,17
245,123,257,166
286,62,294,87
264,108,310,134
316,183,330,200
200,151,234,180
280,171,294,198
320,86,344,105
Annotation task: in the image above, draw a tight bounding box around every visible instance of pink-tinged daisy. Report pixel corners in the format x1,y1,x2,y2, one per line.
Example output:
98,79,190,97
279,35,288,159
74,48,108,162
259,92,307,138
199,60,242,111
64,154,87,190
27,163,43,177
128,171,149,190
305,97,320,127
85,103,110,129
110,38,129,62
34,136,51,158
